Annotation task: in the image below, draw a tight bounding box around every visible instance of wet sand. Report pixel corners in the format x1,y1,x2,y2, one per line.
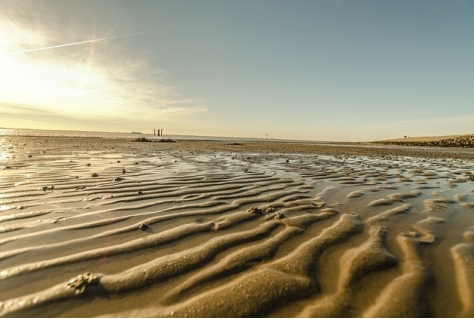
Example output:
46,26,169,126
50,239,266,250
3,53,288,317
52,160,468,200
0,136,474,317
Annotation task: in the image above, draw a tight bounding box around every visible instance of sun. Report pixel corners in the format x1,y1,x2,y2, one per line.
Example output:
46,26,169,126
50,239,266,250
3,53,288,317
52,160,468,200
0,21,120,120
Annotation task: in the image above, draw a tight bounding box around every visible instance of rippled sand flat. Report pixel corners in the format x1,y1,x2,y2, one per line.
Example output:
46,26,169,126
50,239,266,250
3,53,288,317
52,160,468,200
0,136,474,317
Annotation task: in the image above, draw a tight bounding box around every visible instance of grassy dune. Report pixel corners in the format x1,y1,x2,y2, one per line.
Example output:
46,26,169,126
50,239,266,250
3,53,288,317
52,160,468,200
375,134,474,147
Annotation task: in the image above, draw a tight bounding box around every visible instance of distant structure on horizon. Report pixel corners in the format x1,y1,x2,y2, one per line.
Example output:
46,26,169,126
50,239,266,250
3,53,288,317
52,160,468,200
154,129,163,136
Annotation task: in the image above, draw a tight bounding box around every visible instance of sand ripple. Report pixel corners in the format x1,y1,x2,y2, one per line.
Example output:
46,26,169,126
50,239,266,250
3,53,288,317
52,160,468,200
0,138,473,317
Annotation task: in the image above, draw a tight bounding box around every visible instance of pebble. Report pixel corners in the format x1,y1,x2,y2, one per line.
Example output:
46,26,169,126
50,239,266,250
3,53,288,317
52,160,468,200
274,212,287,219
247,207,263,214
263,205,276,213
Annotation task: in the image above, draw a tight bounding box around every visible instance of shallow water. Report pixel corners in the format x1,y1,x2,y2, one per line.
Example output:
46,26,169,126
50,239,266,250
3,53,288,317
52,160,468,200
0,128,285,143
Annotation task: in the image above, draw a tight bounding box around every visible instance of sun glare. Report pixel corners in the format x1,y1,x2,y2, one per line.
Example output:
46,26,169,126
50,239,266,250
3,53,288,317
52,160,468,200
0,22,126,119
0,150,8,161
0,12,205,131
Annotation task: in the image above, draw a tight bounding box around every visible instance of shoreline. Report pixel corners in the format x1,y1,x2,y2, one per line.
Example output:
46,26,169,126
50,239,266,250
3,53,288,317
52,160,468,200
2,135,474,160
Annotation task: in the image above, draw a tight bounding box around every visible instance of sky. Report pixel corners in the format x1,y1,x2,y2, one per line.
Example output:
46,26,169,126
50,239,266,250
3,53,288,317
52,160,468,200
0,0,473,141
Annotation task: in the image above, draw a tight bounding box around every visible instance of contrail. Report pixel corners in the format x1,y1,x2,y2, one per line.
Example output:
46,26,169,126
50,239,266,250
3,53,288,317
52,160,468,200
15,29,153,54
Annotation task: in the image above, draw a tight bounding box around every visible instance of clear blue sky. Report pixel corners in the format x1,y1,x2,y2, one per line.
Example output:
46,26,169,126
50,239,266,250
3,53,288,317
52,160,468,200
0,0,473,141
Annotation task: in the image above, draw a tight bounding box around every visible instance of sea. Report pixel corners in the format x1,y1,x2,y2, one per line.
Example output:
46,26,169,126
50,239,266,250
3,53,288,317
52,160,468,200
0,128,302,143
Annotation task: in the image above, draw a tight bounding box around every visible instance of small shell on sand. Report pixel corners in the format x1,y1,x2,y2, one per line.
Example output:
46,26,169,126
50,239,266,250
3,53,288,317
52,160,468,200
247,207,263,214
139,223,150,231
263,205,276,213
66,272,100,294
274,212,286,219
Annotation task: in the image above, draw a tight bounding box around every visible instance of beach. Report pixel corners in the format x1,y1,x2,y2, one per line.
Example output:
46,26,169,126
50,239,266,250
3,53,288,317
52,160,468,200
1,136,474,317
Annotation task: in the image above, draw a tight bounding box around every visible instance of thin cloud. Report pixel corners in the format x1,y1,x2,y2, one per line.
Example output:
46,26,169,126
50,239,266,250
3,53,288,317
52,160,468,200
14,29,153,54
0,103,53,114
0,2,207,131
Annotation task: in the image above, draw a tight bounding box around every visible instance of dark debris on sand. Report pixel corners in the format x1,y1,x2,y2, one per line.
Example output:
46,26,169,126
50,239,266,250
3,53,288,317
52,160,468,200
158,139,175,143
133,137,176,143
133,137,152,142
